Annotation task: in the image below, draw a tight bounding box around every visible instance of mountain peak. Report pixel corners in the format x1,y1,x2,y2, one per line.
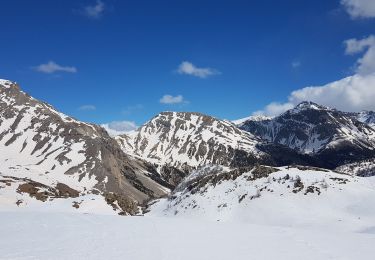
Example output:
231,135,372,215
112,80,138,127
148,111,218,126
0,79,15,89
288,101,331,114
295,101,325,110
116,109,262,170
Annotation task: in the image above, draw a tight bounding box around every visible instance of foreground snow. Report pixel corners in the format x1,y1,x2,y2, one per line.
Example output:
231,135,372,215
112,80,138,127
1,166,375,259
0,211,374,260
148,167,375,231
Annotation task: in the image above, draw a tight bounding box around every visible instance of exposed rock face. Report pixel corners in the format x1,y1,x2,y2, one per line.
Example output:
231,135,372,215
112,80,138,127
116,111,264,171
238,101,375,168
0,80,169,214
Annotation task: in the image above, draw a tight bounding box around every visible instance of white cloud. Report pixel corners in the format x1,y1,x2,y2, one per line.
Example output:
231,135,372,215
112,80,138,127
78,105,96,111
255,35,375,116
341,0,375,18
344,35,375,75
177,61,220,78
34,61,77,74
101,120,138,136
159,94,187,104
288,73,375,111
84,0,105,18
253,102,294,117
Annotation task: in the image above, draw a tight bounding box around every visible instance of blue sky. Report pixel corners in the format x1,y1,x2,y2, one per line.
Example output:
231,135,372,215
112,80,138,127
1,0,375,132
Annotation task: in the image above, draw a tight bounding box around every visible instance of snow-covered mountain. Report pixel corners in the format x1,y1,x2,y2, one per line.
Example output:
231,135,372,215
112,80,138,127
2,78,375,218
2,79,375,260
0,79,169,214
148,165,375,226
336,158,375,177
116,111,265,171
357,111,375,128
238,101,375,168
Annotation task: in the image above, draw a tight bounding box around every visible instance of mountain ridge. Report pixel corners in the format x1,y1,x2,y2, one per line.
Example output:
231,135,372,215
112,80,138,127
0,79,171,214
237,101,375,168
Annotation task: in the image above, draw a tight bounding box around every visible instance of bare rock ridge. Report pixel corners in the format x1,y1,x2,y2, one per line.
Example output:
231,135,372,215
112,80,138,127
0,80,169,214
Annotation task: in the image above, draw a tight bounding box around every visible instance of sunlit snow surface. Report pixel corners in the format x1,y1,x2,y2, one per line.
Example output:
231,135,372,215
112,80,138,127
148,168,375,230
1,167,375,259
0,212,374,260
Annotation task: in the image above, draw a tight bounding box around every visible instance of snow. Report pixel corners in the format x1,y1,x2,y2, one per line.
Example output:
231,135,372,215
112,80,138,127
1,167,375,259
357,111,375,128
288,101,331,115
0,174,116,215
241,106,375,154
0,87,103,192
1,82,375,259
336,158,375,176
117,112,262,169
0,79,13,88
0,211,374,260
148,167,375,231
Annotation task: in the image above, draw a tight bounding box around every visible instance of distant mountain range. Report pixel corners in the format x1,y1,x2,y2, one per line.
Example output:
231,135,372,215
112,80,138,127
1,79,375,215
237,101,375,168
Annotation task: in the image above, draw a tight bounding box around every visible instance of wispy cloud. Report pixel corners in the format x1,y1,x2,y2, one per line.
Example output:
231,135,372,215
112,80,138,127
78,105,96,111
122,104,144,115
292,60,301,68
159,94,187,105
83,0,105,19
344,35,375,75
253,102,294,117
101,120,138,136
34,61,77,74
177,61,220,78
341,0,375,19
254,35,375,116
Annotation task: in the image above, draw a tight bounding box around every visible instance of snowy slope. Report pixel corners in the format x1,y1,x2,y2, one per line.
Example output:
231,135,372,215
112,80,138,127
116,111,264,170
0,79,169,214
148,165,375,228
336,158,375,177
0,175,118,215
1,211,375,260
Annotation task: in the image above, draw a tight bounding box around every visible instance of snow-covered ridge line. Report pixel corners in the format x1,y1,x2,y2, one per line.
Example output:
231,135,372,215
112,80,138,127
0,79,14,88
116,111,264,171
336,158,375,177
0,80,171,215
238,101,375,167
148,165,375,227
